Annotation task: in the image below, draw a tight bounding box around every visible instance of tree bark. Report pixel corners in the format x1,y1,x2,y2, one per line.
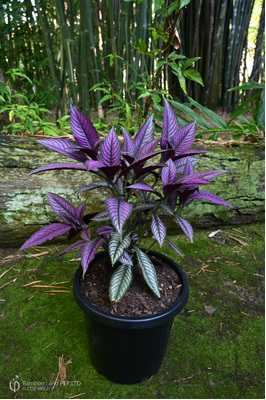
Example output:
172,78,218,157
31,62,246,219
0,135,264,247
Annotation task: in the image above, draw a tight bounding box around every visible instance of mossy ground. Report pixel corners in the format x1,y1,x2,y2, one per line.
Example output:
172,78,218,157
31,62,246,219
0,223,264,399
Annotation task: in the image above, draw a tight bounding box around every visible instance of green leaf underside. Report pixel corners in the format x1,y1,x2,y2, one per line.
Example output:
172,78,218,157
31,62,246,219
134,246,160,298
109,232,131,265
109,264,133,302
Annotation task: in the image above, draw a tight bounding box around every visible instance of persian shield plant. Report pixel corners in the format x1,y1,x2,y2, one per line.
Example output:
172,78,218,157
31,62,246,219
20,99,236,302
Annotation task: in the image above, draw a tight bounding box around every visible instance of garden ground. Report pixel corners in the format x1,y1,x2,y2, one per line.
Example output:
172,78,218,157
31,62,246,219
0,222,264,399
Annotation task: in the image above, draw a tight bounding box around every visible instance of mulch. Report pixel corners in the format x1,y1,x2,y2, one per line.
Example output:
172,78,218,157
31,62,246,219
80,254,182,317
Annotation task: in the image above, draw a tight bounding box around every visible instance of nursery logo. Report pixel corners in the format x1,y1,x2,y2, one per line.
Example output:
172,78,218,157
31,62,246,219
9,375,21,392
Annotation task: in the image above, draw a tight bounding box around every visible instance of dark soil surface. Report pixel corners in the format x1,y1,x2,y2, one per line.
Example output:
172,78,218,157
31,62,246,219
80,254,182,317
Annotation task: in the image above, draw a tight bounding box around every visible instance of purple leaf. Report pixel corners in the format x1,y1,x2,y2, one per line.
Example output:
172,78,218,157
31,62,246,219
78,181,110,193
60,240,85,255
134,115,154,155
76,200,86,222
81,238,105,276
59,211,80,227
119,251,133,266
179,176,212,185
70,104,99,150
173,149,210,160
171,121,196,154
151,214,166,246
126,183,162,198
28,163,87,176
187,170,227,181
38,138,87,163
19,223,71,251
91,211,110,221
85,160,104,170
183,190,235,209
137,138,159,158
100,127,121,166
47,193,76,219
161,99,179,149
96,225,115,237
119,149,167,178
161,159,176,186
81,227,91,241
122,127,135,155
176,216,193,242
165,238,183,257
175,156,199,174
105,198,133,234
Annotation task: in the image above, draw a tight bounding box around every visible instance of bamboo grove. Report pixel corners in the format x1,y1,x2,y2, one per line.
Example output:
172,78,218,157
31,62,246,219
1,0,265,115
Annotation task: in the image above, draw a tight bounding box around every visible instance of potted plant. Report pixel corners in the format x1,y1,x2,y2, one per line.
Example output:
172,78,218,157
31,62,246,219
19,99,237,384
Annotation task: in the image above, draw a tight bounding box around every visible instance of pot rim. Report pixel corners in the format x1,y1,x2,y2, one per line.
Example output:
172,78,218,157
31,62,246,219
73,249,189,329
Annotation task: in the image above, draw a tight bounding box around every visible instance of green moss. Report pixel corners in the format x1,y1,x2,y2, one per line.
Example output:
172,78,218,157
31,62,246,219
0,223,264,398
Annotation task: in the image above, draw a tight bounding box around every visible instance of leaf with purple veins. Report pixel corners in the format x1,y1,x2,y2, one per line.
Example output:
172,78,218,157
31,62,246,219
60,240,85,255
48,193,76,219
172,121,196,154
126,183,161,197
100,127,121,166
151,214,166,246
119,251,133,266
175,156,199,174
162,159,176,186
28,163,88,176
19,223,71,251
161,99,179,149
165,239,183,257
38,138,87,163
85,160,104,170
91,211,110,221
78,181,110,193
76,200,86,222
134,115,154,155
105,198,133,234
81,227,90,241
81,238,105,276
70,104,99,150
176,216,193,242
183,190,235,209
137,138,159,158
122,127,135,155
96,225,114,237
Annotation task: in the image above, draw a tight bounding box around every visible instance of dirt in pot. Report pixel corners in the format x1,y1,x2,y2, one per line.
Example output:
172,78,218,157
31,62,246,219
79,255,182,317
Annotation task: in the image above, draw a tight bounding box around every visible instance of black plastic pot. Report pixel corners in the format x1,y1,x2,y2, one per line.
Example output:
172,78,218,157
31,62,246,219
73,249,189,384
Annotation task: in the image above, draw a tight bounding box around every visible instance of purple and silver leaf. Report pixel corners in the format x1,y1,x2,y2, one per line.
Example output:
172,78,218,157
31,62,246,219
96,225,115,237
171,121,196,155
137,138,159,158
183,190,235,209
187,169,227,181
151,214,166,247
105,198,133,234
161,99,179,149
91,211,110,221
100,127,121,166
109,232,131,265
179,176,212,186
175,156,199,174
70,104,99,150
161,159,177,186
119,251,133,266
81,238,105,276
165,238,183,258
59,211,80,227
133,203,157,212
183,160,195,177
19,223,71,251
126,183,161,198
173,149,210,161
47,193,76,220
60,240,85,255
122,127,135,155
134,115,154,155
176,216,193,242
78,181,110,193
76,200,86,222
28,163,88,176
81,227,91,241
38,138,87,163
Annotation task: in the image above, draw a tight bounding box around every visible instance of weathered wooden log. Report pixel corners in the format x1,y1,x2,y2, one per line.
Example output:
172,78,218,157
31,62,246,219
0,135,264,247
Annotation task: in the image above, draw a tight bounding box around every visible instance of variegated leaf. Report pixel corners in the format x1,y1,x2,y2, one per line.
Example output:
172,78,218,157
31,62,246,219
134,246,160,298
91,211,110,221
105,198,133,234
161,99,179,149
109,264,133,302
100,127,121,166
165,238,183,258
134,115,154,155
161,159,177,186
183,190,235,209
19,223,71,251
172,121,196,155
109,232,131,265
47,193,77,220
70,104,99,149
122,127,135,155
81,238,104,276
176,216,193,242
38,138,87,163
151,214,166,246
78,181,109,193
28,163,87,176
